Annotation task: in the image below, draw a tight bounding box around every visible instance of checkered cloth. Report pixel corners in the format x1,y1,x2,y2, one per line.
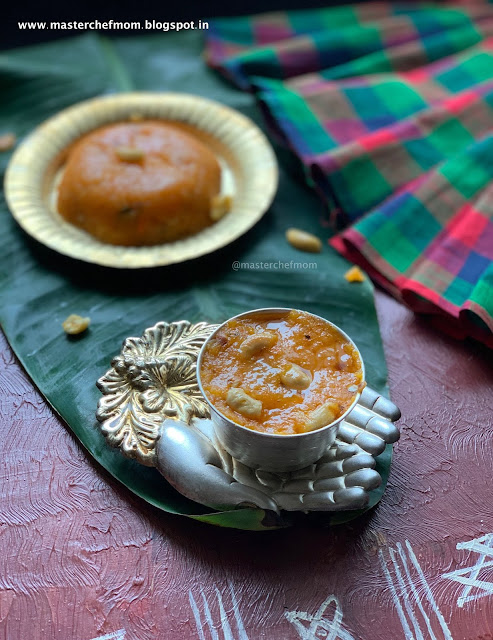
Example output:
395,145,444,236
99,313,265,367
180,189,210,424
205,2,493,347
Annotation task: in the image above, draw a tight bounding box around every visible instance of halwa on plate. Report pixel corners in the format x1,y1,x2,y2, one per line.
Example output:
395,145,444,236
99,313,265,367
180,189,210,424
57,121,222,246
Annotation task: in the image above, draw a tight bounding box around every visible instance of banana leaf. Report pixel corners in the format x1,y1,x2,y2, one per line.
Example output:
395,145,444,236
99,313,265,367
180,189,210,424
0,31,390,530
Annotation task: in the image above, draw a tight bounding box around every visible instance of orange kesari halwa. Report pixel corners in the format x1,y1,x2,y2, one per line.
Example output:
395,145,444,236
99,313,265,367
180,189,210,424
200,310,365,435
57,121,221,246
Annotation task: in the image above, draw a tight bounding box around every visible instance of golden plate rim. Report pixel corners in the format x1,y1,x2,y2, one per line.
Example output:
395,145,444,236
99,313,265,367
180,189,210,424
4,92,279,269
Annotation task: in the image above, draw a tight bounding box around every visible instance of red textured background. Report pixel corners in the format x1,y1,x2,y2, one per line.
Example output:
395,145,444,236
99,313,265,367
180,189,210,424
1,291,492,640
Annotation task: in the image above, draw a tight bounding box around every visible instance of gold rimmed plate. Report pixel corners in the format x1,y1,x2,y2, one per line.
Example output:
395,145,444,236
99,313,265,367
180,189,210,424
4,92,278,268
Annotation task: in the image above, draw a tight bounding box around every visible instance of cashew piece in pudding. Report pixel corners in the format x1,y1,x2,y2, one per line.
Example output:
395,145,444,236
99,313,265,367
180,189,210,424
280,363,312,390
239,331,277,358
115,146,145,162
304,402,340,432
226,388,263,418
210,194,233,221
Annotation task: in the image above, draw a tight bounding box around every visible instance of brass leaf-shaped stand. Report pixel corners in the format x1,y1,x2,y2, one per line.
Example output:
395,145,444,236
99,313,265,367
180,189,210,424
96,320,218,466
96,320,401,512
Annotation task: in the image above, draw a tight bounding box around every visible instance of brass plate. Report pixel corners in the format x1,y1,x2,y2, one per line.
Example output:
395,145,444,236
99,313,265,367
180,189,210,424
4,92,278,268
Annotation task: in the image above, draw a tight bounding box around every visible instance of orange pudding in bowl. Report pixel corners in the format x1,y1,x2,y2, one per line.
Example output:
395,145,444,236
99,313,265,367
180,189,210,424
199,309,365,436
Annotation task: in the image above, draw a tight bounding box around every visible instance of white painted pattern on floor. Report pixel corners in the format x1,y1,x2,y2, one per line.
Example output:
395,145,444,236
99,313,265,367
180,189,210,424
285,594,356,640
442,533,493,608
379,540,453,640
89,631,126,640
189,582,249,640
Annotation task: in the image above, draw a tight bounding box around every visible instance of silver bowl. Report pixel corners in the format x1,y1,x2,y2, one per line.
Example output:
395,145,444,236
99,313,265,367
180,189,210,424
196,308,365,473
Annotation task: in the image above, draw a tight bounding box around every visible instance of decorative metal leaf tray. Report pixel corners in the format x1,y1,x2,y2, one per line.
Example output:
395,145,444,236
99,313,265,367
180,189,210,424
96,320,400,514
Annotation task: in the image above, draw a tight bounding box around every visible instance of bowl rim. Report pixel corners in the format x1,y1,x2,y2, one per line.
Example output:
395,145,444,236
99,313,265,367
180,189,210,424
196,307,365,440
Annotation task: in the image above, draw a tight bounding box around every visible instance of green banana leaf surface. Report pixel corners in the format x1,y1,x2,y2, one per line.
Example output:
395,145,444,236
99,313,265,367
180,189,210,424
0,31,390,530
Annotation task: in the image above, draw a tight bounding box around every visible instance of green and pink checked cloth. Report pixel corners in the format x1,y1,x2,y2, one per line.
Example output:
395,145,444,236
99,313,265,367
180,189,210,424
205,2,493,347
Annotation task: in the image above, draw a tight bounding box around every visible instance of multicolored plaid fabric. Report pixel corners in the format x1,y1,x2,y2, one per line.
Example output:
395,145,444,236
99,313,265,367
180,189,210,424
205,2,493,347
